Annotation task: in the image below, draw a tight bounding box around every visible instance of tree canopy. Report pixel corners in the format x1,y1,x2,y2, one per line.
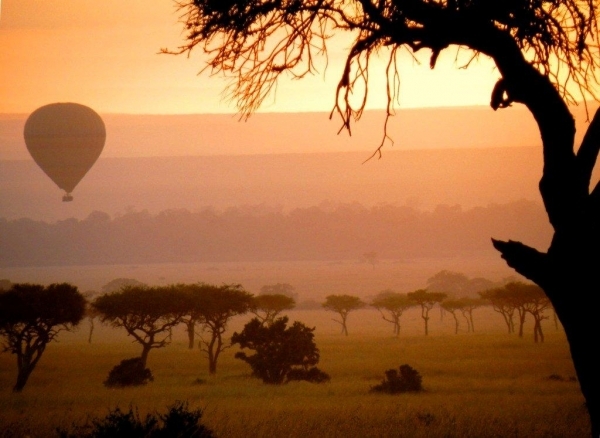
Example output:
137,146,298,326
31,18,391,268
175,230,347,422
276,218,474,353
407,289,447,335
370,290,413,336
93,285,187,367
183,283,254,374
251,293,296,325
0,283,85,391
323,294,366,336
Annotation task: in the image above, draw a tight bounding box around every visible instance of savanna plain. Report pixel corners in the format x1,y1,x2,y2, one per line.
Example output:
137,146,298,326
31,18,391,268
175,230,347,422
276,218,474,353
0,259,588,437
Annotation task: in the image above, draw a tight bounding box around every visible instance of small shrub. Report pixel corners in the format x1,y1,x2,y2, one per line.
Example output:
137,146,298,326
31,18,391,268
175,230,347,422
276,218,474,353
415,412,436,426
371,364,423,394
157,401,214,437
57,401,214,438
103,358,153,388
286,367,331,383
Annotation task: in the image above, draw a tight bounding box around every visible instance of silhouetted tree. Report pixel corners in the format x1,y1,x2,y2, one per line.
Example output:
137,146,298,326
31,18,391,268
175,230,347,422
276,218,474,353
504,282,551,342
172,0,600,433
370,290,414,336
232,316,329,384
455,297,485,333
185,283,253,375
251,293,296,326
479,288,517,334
408,290,447,335
322,294,366,336
101,277,147,294
523,286,551,343
441,299,463,334
259,283,297,300
177,283,206,349
93,285,186,367
0,283,85,392
82,290,101,344
427,271,470,295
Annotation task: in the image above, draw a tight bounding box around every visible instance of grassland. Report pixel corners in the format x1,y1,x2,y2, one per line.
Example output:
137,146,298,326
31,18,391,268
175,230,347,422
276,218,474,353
0,307,588,437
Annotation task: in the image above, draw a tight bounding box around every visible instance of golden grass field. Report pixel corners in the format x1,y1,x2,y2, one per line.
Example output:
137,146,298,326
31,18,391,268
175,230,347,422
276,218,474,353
0,305,589,437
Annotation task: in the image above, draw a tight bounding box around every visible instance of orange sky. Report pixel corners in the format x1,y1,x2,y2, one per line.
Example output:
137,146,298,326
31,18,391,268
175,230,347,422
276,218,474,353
0,0,501,115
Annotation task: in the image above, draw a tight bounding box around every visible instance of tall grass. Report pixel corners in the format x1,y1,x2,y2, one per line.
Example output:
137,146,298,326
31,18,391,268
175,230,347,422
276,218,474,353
0,308,588,437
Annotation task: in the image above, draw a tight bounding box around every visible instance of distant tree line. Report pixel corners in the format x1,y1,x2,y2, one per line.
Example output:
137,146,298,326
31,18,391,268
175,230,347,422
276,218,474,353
0,200,551,266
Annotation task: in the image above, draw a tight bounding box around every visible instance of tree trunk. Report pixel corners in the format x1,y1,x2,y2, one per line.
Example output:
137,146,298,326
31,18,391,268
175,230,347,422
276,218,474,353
541,261,597,433
13,365,34,392
474,26,600,432
518,309,526,338
186,320,195,349
140,345,151,368
341,314,348,336
208,355,217,375
450,312,459,334
88,317,94,344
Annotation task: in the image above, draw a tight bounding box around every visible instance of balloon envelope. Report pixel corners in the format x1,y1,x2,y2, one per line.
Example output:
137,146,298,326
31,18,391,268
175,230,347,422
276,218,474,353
24,103,105,200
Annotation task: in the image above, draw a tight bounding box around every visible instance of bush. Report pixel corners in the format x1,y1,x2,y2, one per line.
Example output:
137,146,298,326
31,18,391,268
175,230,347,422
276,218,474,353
286,367,330,383
103,358,153,388
371,364,423,394
232,317,329,384
57,401,214,438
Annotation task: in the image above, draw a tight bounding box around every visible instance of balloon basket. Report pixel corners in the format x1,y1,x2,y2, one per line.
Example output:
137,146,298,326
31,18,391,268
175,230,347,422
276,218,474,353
62,194,74,202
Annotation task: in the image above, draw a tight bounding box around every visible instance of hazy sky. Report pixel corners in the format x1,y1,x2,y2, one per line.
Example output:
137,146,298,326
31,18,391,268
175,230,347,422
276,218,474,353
0,0,502,115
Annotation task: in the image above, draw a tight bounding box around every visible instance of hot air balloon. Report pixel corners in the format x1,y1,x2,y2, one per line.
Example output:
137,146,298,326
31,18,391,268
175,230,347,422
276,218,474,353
23,103,105,202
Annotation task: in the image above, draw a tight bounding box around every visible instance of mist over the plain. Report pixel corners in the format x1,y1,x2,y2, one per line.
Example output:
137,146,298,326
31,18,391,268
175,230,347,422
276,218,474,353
0,107,570,295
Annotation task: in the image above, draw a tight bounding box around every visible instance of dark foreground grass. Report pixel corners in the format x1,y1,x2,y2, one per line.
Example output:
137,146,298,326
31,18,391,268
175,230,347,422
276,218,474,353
0,316,589,437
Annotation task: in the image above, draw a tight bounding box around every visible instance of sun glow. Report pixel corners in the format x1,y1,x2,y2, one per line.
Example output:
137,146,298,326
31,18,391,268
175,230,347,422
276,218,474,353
0,0,498,116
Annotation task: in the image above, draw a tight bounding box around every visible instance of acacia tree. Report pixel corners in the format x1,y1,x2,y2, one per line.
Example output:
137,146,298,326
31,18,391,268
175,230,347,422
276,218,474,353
177,283,208,349
259,283,298,300
189,283,253,375
171,1,600,433
370,290,413,336
522,284,552,343
0,283,86,392
82,290,101,344
505,281,551,343
441,298,463,334
322,294,366,336
407,289,447,335
455,297,484,333
251,293,296,326
479,288,517,334
93,285,186,367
